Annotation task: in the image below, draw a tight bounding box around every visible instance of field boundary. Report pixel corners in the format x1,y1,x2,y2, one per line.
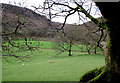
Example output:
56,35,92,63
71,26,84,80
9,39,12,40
32,47,103,54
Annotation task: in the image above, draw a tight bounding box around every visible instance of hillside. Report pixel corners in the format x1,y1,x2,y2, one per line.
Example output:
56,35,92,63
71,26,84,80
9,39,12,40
2,3,52,29
2,3,101,39
2,3,60,38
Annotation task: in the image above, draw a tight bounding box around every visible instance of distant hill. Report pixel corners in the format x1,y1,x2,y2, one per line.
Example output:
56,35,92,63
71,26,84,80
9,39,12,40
2,3,60,38
2,3,102,39
2,3,52,29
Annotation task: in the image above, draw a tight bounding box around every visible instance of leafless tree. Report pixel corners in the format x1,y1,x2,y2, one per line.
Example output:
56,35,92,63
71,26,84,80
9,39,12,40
2,0,120,82
54,25,84,56
1,3,36,58
35,0,120,82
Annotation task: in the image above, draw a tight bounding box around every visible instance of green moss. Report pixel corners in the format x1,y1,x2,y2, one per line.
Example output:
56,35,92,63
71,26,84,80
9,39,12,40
106,27,112,50
106,27,112,67
79,66,104,83
89,68,107,83
102,17,108,22
80,66,120,83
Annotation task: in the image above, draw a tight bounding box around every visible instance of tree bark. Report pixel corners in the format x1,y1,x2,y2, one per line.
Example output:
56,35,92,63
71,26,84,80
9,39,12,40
68,41,72,56
94,46,97,54
68,49,72,56
80,2,120,82
86,45,91,54
96,2,120,75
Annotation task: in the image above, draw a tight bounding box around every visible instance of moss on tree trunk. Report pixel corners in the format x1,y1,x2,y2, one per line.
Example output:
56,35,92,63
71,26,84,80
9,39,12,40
80,66,120,83
80,2,120,82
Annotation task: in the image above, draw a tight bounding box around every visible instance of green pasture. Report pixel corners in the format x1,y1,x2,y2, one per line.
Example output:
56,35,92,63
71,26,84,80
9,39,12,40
2,40,102,55
2,40,104,81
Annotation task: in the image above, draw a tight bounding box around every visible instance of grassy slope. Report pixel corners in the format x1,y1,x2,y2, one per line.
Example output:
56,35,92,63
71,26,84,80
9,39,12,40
2,40,104,81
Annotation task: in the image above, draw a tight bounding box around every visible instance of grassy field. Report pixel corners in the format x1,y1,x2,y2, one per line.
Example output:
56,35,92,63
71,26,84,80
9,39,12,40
2,40,102,55
2,40,105,81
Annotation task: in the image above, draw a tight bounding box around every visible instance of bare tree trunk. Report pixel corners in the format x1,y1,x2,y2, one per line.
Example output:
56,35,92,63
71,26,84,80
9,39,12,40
96,2,120,75
80,3,120,82
68,49,72,56
86,45,91,54
94,46,97,54
105,21,120,75
68,41,72,56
